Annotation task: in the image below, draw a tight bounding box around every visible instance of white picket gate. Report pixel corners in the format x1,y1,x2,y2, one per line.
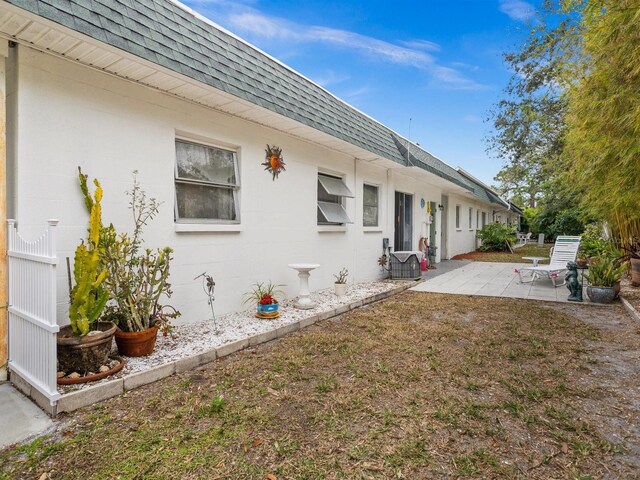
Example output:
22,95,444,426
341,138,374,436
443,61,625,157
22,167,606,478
7,219,60,404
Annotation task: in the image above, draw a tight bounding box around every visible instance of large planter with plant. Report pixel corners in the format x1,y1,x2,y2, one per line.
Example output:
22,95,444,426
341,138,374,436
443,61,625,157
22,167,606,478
57,322,116,374
586,285,617,304
102,172,180,357
57,169,112,375
620,238,640,286
584,257,625,304
245,281,283,319
631,258,640,286
334,267,348,297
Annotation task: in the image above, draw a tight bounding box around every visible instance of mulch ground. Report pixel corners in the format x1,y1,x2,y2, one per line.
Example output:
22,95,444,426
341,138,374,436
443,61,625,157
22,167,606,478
1,293,639,479
452,244,550,264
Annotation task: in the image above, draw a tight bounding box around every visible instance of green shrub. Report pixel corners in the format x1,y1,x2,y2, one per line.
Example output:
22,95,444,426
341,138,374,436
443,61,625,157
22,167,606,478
476,223,517,252
579,224,619,259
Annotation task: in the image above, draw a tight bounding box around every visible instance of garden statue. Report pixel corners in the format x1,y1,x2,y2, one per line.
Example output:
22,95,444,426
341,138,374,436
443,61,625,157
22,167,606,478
565,261,583,302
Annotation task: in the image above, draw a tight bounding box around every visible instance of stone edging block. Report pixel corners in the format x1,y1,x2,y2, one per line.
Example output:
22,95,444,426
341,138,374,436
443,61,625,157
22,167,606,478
620,295,640,322
124,363,175,391
299,314,318,328
276,321,300,337
216,338,249,358
248,329,279,347
176,354,202,373
57,379,124,414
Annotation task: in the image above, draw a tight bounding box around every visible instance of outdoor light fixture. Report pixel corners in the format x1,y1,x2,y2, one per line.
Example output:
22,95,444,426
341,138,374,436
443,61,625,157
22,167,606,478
438,204,444,211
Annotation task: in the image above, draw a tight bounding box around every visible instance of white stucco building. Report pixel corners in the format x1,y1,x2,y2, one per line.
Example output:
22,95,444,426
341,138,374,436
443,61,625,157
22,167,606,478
0,0,521,363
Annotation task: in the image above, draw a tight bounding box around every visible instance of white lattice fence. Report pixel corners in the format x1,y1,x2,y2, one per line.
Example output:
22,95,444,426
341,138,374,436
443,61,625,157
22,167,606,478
7,219,60,404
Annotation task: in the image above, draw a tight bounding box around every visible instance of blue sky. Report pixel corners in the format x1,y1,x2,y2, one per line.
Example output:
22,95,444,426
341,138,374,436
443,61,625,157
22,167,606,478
182,0,540,186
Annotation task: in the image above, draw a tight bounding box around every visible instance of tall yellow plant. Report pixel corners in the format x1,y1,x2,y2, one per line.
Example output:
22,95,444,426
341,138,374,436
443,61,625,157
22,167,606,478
563,0,640,228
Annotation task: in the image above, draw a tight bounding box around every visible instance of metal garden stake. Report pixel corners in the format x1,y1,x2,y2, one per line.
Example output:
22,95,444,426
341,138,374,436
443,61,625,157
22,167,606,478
195,272,217,331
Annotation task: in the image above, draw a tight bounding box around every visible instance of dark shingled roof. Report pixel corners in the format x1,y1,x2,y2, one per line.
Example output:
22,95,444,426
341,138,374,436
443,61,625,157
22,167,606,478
457,169,509,208
6,0,483,193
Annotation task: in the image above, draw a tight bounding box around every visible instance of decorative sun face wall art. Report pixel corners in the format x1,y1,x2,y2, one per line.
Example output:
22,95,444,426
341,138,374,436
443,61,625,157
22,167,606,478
263,145,286,180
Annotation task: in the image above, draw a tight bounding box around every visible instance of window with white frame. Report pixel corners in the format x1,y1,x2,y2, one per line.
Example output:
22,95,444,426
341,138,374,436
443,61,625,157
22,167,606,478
174,139,240,223
468,207,473,230
317,173,354,225
476,210,480,230
455,205,461,229
363,183,379,227
482,211,487,227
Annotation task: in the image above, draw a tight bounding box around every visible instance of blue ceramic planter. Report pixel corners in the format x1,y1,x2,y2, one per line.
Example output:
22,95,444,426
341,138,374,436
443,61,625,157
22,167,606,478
257,303,279,315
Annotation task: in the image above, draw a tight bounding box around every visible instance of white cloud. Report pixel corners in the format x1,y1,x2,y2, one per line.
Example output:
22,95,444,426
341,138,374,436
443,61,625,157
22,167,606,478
343,85,375,100
225,10,484,90
399,39,441,52
499,0,537,22
312,70,350,88
450,61,480,72
227,12,435,68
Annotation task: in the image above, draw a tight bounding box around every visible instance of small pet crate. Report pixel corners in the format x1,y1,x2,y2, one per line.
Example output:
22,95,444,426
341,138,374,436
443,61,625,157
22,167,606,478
390,251,422,280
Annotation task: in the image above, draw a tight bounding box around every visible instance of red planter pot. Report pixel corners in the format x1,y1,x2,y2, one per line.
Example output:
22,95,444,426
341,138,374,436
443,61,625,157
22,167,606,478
115,327,159,357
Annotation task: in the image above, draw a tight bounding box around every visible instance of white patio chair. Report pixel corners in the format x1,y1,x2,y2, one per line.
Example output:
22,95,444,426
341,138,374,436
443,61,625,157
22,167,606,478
518,235,581,287
514,232,531,249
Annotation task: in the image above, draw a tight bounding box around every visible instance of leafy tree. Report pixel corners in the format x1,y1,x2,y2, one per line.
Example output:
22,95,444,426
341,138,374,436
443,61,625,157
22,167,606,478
487,1,582,209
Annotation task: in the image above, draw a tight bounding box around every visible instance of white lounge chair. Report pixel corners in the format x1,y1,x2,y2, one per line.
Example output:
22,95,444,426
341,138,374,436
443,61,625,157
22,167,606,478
518,235,581,287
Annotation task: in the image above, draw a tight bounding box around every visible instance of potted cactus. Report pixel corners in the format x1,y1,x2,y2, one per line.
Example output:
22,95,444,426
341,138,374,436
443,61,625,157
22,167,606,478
333,267,348,297
57,169,114,375
101,172,180,357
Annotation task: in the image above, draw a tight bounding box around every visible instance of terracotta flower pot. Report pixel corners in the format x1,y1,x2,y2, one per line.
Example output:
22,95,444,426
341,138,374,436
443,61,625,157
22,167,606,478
57,321,116,374
115,327,159,357
576,258,588,269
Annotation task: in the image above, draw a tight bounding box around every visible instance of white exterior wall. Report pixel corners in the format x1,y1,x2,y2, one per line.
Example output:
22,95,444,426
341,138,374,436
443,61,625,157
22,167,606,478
444,193,496,258
10,46,455,324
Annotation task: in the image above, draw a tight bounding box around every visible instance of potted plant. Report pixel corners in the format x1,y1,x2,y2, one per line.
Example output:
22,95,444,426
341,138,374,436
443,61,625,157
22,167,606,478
244,282,284,318
622,238,640,286
333,267,348,297
102,172,180,357
57,169,114,375
584,257,626,304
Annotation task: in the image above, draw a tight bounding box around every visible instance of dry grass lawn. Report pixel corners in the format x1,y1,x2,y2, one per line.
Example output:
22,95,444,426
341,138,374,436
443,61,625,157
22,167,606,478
2,293,639,479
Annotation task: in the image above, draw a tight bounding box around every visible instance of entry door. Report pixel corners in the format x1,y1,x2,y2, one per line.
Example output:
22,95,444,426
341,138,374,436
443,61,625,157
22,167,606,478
394,192,413,251
429,201,437,251
440,195,448,259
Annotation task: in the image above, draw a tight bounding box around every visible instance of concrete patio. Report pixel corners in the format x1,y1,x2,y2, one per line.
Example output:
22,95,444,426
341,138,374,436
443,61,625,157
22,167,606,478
413,261,588,302
0,383,54,450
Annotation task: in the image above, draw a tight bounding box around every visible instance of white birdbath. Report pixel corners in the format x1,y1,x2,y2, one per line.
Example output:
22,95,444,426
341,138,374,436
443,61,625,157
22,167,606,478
288,263,320,309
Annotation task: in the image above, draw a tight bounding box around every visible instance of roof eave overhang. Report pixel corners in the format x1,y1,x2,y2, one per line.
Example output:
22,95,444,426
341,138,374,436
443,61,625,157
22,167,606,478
0,2,485,194
0,3,394,163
